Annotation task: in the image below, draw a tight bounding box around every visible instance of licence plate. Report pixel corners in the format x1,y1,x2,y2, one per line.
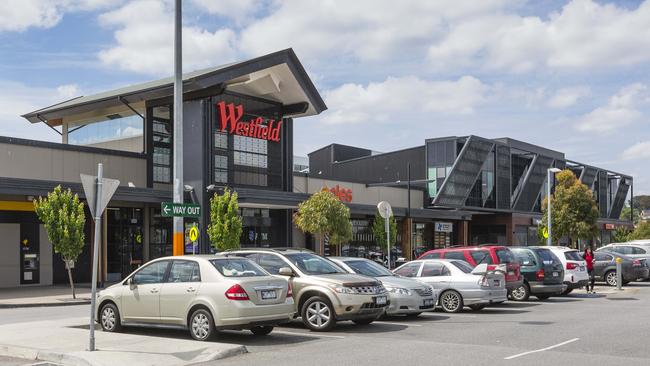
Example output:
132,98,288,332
261,290,277,300
374,296,387,305
579,266,585,271
423,298,435,307
508,271,514,276
553,272,559,277
493,280,501,287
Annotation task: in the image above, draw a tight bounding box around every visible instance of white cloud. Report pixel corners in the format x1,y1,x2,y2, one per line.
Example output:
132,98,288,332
320,76,488,125
190,0,260,23
98,0,238,76
547,86,591,109
622,141,650,160
575,83,648,133
428,0,650,72
0,0,118,32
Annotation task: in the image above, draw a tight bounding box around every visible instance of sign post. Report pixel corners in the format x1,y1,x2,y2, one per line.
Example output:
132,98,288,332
616,257,623,291
161,202,201,218
377,201,393,269
81,164,120,352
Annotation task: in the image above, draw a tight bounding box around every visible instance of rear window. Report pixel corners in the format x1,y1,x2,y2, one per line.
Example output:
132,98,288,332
495,249,515,263
394,262,422,278
451,261,474,273
564,251,582,261
470,250,494,265
513,249,537,266
210,259,268,277
534,248,560,264
444,251,467,261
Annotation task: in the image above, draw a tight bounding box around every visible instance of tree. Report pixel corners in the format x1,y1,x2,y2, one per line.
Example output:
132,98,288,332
33,185,85,299
294,190,352,255
372,210,397,251
540,169,599,248
207,188,242,251
612,226,632,243
629,222,650,240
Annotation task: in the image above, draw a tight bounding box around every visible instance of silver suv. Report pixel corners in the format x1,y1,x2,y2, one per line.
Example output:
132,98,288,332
228,249,389,331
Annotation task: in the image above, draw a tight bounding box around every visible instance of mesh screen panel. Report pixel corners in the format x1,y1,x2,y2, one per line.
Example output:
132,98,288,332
513,155,553,212
609,179,630,219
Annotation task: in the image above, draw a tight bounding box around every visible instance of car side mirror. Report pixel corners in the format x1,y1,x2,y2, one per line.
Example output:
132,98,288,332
278,267,294,277
127,277,136,288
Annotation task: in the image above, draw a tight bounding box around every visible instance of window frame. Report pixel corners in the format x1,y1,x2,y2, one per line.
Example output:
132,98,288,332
167,260,201,283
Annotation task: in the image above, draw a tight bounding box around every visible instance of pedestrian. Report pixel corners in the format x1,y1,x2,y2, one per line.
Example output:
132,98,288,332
584,245,596,294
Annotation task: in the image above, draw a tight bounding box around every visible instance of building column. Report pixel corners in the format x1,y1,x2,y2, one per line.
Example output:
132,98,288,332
457,220,469,246
62,123,69,144
402,218,413,261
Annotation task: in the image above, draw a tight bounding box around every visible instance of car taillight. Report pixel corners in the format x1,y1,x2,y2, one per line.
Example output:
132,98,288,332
633,260,641,267
566,262,578,270
536,269,545,280
225,284,250,301
287,282,293,298
478,276,489,287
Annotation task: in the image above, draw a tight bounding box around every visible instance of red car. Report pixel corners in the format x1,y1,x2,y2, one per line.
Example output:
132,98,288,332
418,246,523,293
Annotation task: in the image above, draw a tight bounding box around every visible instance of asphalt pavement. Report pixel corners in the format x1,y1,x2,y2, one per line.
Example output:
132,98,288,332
1,283,649,366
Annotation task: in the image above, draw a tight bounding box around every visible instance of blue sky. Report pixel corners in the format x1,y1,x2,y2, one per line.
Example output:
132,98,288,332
1,0,649,193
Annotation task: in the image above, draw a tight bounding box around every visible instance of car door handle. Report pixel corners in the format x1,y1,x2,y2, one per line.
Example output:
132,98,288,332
186,287,196,293
150,288,159,294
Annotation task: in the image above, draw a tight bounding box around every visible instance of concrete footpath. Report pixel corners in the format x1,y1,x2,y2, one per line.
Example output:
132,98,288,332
0,317,247,366
0,286,91,308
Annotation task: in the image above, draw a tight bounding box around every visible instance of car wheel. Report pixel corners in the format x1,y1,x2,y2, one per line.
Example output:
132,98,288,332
250,326,274,336
605,270,617,287
189,308,215,341
439,290,463,313
301,296,336,332
352,317,375,325
536,295,551,300
468,304,486,311
99,303,122,333
510,284,530,301
561,288,573,296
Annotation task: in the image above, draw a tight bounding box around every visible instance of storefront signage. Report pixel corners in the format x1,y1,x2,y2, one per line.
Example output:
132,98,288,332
161,202,201,218
435,222,453,233
216,101,282,142
322,185,352,202
604,223,617,230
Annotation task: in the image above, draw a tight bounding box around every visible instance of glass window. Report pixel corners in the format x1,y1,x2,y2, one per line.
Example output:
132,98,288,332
421,263,446,277
150,208,172,259
284,253,345,275
210,258,268,277
470,250,494,265
394,262,422,278
420,252,441,259
443,251,467,261
535,248,560,264
513,250,537,266
68,113,144,150
595,253,613,262
152,105,172,183
632,247,647,254
496,249,515,263
564,251,583,261
133,260,169,284
450,260,474,273
344,260,393,277
257,254,288,275
168,261,201,282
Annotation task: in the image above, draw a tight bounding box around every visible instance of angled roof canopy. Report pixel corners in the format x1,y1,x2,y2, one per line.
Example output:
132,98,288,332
22,48,327,126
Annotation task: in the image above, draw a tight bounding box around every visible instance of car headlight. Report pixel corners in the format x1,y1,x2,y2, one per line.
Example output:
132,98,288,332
385,287,412,296
329,285,357,294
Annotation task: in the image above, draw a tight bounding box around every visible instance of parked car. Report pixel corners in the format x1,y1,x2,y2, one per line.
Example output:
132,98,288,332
96,255,294,341
588,250,650,286
227,248,388,331
598,243,650,270
509,247,566,301
329,257,436,317
417,246,523,294
547,246,589,294
392,259,507,313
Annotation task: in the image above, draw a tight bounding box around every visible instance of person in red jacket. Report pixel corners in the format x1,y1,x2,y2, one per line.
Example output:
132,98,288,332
584,246,596,294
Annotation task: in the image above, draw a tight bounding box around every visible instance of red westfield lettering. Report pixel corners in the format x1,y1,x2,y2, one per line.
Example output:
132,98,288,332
216,101,282,142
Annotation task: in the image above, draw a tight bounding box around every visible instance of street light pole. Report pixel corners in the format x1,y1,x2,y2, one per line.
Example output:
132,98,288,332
547,168,561,246
172,0,184,256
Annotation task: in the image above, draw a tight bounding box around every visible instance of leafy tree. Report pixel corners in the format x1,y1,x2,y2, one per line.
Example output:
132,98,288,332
207,188,242,251
629,222,650,240
632,195,650,210
612,226,632,243
33,185,85,299
372,210,397,251
619,205,639,224
294,190,352,255
540,169,599,248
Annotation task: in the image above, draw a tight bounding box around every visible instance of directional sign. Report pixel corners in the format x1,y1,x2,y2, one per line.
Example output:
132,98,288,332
189,226,199,242
161,202,201,218
542,227,549,239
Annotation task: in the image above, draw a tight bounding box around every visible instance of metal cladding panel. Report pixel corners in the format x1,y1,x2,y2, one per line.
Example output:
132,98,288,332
609,179,630,219
496,145,511,209
513,155,554,212
434,137,494,207
580,166,597,188
598,170,608,217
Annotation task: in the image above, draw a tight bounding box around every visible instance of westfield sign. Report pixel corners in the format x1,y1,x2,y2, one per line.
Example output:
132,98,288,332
216,101,282,142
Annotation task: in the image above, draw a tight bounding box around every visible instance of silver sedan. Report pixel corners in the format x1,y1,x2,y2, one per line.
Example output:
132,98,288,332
329,257,436,317
392,259,507,313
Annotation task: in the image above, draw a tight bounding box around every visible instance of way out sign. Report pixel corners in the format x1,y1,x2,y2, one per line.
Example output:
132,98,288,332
161,202,201,218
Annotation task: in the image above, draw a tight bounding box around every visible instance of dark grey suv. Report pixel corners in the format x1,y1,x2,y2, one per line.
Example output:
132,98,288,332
510,247,566,301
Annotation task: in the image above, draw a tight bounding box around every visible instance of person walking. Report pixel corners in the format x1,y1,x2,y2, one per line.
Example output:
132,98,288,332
584,246,596,294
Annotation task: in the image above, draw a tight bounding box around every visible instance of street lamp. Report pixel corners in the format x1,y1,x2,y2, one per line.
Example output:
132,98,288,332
547,167,562,246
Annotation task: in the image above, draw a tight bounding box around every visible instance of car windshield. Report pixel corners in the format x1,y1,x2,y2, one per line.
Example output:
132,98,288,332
450,260,474,273
344,260,393,277
284,253,345,275
210,258,268,277
535,248,560,264
564,251,582,261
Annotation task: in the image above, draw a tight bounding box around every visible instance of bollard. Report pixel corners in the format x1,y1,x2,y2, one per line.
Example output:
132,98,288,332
616,257,623,291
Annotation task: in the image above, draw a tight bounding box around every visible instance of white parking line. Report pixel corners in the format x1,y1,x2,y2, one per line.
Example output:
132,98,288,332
374,321,422,327
504,338,580,360
273,330,346,339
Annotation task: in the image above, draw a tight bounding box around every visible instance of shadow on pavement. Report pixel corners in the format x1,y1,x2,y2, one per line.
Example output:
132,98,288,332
383,314,450,322
491,302,541,308
473,309,531,315
566,293,606,299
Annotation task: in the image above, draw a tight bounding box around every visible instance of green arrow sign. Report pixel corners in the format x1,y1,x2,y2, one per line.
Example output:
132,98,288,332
161,202,201,218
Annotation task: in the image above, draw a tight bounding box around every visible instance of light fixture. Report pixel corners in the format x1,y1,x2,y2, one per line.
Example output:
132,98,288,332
183,184,194,192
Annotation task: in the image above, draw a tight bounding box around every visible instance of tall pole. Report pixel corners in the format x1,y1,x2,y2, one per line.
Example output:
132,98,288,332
172,0,184,256
89,163,103,351
547,169,552,246
385,217,391,269
407,163,411,260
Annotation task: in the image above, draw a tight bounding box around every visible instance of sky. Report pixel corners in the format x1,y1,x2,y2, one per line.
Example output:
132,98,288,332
0,0,649,193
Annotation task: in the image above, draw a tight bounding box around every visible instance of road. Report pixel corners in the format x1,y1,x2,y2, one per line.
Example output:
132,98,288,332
1,283,649,366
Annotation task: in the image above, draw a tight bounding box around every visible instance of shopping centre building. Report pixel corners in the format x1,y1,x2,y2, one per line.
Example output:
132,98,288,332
0,49,634,288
